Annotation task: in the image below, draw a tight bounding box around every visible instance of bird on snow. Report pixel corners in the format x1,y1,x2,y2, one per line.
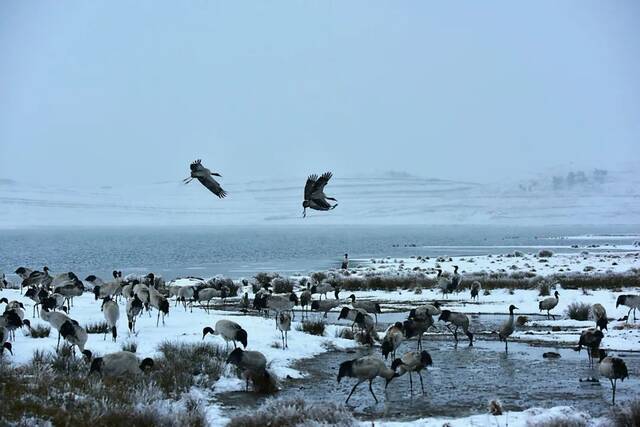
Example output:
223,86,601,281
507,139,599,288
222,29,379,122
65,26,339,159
539,290,560,320
302,172,337,217
83,350,154,378
616,295,640,323
592,303,608,331
183,159,227,198
203,320,248,349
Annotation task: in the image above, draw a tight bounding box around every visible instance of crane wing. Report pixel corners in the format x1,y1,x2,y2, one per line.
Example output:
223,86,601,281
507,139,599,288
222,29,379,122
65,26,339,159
312,171,333,193
197,176,227,198
304,174,318,200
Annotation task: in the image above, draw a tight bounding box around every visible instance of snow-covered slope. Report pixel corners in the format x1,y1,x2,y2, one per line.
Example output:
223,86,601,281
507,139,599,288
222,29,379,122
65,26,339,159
1,166,638,226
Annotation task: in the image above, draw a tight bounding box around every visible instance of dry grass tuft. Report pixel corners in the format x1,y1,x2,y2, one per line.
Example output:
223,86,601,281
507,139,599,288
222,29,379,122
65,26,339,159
228,397,356,427
296,319,326,336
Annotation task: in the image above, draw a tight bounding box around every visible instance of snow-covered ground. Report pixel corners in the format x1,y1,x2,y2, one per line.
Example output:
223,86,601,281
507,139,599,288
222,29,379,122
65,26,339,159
2,245,639,426
0,288,357,426
350,248,639,277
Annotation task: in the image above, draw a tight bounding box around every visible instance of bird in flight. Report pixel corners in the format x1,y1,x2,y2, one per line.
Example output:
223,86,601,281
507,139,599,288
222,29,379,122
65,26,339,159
183,159,227,198
302,172,337,217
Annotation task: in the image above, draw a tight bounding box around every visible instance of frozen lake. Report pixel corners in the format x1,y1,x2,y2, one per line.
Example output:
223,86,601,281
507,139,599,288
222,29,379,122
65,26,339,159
1,224,637,280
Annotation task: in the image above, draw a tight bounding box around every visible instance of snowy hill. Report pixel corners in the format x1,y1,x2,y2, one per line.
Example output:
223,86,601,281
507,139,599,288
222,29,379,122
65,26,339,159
0,167,638,227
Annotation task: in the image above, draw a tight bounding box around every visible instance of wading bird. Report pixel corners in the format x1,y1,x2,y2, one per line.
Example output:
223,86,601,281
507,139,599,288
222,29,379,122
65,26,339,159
597,350,629,404
391,350,433,394
302,172,337,217
337,356,398,404
184,159,227,198
499,305,518,352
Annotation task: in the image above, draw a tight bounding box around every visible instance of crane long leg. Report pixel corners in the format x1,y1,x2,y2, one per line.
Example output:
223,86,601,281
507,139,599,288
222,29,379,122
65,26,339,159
345,381,362,404
368,379,379,403
409,371,413,394
418,371,425,394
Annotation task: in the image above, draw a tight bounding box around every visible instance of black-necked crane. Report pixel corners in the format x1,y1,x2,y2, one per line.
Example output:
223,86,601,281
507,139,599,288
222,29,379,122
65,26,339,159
337,355,398,404
498,305,518,352
391,350,433,394
592,303,608,331
24,286,48,317
341,254,349,270
299,287,312,318
226,348,269,392
277,312,291,349
102,296,119,342
40,307,74,351
203,320,248,349
183,159,227,198
438,310,473,346
14,267,33,291
539,290,560,319
148,285,169,326
470,281,481,302
381,322,404,360
126,294,143,333
311,283,339,301
0,326,12,355
597,350,629,404
616,295,640,323
302,172,338,217
83,350,154,378
310,299,341,318
577,329,604,367
347,294,381,323
0,309,29,341
404,305,436,349
59,319,88,355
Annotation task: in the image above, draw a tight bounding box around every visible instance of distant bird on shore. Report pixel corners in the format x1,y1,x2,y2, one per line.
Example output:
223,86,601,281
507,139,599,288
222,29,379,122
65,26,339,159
302,172,337,217
183,159,227,198
341,254,349,270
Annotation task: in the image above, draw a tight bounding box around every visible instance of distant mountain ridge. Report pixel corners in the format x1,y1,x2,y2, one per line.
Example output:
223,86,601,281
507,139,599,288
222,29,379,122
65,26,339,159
1,167,638,227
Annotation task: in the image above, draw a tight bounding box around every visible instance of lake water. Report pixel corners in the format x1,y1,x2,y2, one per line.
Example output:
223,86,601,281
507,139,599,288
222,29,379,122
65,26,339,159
1,224,637,281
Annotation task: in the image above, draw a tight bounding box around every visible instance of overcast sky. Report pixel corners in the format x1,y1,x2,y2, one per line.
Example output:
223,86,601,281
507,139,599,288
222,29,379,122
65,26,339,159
1,1,638,188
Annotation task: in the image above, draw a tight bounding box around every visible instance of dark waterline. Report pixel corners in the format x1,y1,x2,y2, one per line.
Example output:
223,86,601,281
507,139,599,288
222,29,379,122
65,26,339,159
1,224,637,281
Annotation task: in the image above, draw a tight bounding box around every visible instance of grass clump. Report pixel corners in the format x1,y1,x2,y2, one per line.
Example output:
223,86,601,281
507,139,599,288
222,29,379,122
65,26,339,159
538,249,554,258
0,348,208,427
311,271,328,284
27,324,51,338
337,328,354,340
155,341,229,396
85,321,110,334
355,330,376,346
254,272,277,288
228,397,356,427
296,319,326,336
608,399,640,427
538,282,550,297
566,302,591,321
272,277,294,294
